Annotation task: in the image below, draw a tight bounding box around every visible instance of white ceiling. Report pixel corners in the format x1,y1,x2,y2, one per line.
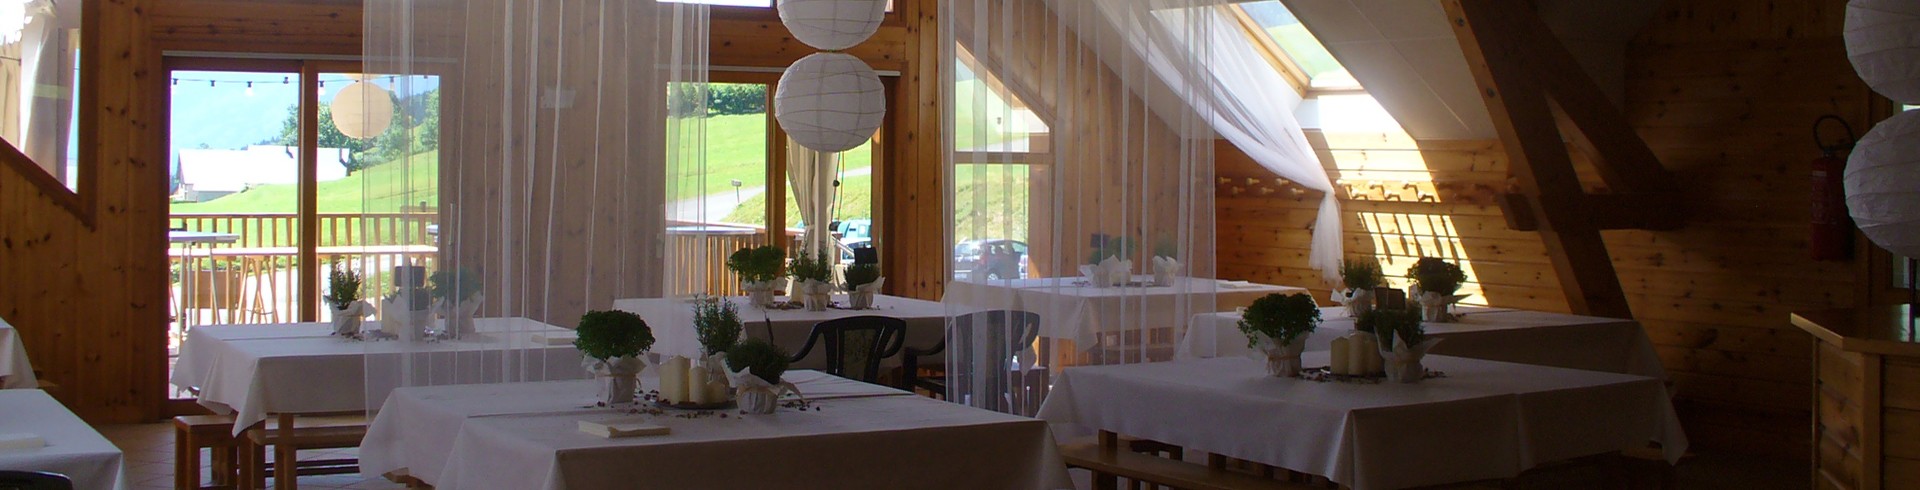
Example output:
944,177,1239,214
1278,0,1660,140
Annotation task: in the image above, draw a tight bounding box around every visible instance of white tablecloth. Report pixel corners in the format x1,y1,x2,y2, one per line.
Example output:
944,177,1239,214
361,371,1072,490
613,295,948,369
171,318,586,434
1037,354,1685,490
1178,306,1667,379
0,318,37,389
943,276,1301,346
0,390,125,490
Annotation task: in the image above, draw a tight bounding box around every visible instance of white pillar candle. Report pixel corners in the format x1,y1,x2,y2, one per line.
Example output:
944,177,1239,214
705,372,732,402
1360,335,1382,375
1346,333,1370,375
658,356,690,404
1329,336,1351,375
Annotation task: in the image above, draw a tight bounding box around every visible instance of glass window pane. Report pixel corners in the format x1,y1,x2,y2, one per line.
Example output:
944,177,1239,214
1238,1,1353,89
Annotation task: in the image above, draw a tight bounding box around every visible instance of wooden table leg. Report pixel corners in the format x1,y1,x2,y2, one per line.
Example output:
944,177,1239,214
1094,431,1120,490
275,413,298,490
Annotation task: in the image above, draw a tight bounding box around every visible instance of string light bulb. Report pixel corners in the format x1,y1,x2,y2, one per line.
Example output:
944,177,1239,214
245,81,255,97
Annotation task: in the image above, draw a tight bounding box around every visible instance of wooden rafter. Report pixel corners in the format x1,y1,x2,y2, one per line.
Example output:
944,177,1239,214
1445,0,1681,318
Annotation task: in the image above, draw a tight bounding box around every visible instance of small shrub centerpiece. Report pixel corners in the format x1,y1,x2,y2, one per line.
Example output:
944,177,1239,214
789,247,836,311
429,267,484,339
727,245,784,307
1368,307,1438,383
725,338,792,414
1238,293,1322,377
1332,259,1384,317
842,248,883,309
324,266,371,336
1406,257,1469,322
575,310,656,406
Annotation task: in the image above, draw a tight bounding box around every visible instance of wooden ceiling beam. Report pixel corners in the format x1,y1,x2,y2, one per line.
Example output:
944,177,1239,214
1445,0,1678,318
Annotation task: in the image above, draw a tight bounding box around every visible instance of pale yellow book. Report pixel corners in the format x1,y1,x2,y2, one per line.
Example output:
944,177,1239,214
577,419,670,438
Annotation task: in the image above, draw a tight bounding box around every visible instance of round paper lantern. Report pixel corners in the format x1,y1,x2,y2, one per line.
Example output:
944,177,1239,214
1846,0,1920,104
330,81,395,140
777,0,887,51
1846,109,1920,257
775,52,886,153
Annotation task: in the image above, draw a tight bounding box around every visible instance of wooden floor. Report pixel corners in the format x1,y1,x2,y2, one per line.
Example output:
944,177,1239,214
99,421,1802,489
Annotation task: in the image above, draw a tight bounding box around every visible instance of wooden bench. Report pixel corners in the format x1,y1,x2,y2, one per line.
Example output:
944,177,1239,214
174,415,239,490
239,413,368,490
1061,432,1316,490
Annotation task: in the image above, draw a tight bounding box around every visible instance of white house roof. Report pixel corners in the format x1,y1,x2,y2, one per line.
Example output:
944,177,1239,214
176,145,351,193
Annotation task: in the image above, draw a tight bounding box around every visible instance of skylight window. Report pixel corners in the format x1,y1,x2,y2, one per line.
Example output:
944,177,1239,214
1234,1,1358,91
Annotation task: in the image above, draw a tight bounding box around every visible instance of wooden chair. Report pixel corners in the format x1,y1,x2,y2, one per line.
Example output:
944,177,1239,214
789,316,906,384
174,415,239,489
1059,432,1316,490
0,471,74,490
902,310,1042,414
239,413,368,490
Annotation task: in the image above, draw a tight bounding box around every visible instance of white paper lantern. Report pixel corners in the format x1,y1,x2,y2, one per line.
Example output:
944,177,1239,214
330,81,395,140
777,0,887,51
1846,0,1920,104
1846,109,1920,257
775,52,885,153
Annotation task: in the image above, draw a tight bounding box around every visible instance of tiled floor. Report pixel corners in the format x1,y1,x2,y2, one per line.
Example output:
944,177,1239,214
97,423,404,490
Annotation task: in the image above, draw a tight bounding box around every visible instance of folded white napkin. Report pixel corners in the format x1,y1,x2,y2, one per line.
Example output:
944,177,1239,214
530,332,578,345
0,433,45,451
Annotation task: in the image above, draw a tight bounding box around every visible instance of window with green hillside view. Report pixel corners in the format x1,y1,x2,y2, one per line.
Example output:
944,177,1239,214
951,42,1042,276
1237,1,1356,89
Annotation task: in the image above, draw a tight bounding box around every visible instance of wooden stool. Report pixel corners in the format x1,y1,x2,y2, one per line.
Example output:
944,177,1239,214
239,414,368,490
174,415,239,489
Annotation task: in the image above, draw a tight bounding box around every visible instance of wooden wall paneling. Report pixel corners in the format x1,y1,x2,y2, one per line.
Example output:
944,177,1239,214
876,0,943,300
151,0,364,56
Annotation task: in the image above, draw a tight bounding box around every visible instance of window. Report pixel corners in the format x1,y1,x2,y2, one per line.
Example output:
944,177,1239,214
951,42,1045,279
1232,1,1356,93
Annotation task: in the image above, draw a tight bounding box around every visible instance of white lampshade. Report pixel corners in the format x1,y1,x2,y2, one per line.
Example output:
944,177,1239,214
777,0,887,51
1847,109,1920,257
1846,0,1920,104
775,52,885,153
330,81,395,140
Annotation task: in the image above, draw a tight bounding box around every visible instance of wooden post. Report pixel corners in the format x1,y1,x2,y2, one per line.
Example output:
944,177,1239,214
298,62,320,322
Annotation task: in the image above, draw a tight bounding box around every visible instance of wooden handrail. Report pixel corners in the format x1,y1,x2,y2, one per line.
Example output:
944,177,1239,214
0,140,89,225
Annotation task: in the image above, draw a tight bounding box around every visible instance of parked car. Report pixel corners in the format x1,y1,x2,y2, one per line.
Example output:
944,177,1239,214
954,239,1028,280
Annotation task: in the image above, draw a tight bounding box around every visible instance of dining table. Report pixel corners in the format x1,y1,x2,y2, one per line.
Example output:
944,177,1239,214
943,276,1302,362
170,317,586,434
0,389,126,490
359,370,1073,490
0,317,36,389
1177,305,1668,378
1037,353,1686,490
613,294,948,369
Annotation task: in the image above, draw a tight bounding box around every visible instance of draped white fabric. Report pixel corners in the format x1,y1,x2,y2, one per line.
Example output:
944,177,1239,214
943,0,1225,415
358,0,709,415
787,137,840,254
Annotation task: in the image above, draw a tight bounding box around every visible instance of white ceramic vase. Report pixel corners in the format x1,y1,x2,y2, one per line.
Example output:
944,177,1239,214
1257,335,1307,377
848,290,876,309
742,280,777,308
737,386,780,414
586,356,643,406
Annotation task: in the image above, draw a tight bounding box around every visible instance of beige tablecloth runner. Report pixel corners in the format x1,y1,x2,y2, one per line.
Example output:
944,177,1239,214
1036,354,1685,490
361,371,1072,490
0,318,36,389
943,276,1301,346
614,295,948,369
1178,306,1667,378
171,318,586,434
0,390,125,490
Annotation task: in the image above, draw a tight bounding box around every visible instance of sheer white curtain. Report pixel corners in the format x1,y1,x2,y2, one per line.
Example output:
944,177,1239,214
942,0,1223,416
357,0,709,416
787,138,839,254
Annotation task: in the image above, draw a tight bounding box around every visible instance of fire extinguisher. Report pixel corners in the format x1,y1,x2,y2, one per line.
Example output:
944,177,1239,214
1811,115,1856,261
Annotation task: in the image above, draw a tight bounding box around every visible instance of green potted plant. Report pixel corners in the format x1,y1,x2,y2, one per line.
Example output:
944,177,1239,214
1368,307,1437,383
574,310,656,406
429,267,484,338
1406,257,1468,322
727,245,784,307
324,265,371,336
789,247,835,311
686,296,744,404
842,248,883,309
1333,258,1384,317
724,338,792,414
379,265,435,340
1237,293,1321,376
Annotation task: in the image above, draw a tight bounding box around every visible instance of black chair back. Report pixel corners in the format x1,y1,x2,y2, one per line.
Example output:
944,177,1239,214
790,316,907,383
944,310,1042,413
0,471,74,490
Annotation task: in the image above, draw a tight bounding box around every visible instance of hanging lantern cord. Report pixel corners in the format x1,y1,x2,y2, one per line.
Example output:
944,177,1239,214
1813,114,1857,158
